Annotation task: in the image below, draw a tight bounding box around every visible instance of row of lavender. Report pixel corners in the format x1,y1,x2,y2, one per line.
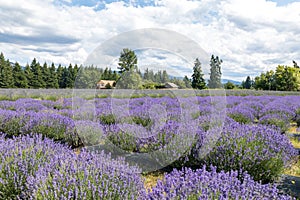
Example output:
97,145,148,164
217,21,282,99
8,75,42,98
0,134,294,199
0,95,299,198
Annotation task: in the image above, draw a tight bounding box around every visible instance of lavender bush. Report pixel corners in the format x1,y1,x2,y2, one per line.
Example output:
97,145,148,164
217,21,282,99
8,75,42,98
202,122,297,183
28,150,146,200
0,133,146,200
147,166,294,200
0,93,299,199
0,134,71,199
0,109,81,147
228,105,255,124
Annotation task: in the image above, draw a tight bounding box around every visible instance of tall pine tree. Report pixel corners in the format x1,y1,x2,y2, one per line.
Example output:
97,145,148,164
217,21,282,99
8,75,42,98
24,64,33,88
29,58,45,88
183,75,192,88
63,64,74,88
57,64,65,88
208,55,222,89
13,62,28,88
42,62,51,88
162,70,169,83
118,48,137,73
0,53,14,88
244,76,252,89
191,58,206,89
48,63,59,88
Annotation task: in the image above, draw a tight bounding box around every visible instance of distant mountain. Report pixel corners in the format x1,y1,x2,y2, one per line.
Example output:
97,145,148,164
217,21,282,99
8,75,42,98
169,75,242,85
169,75,184,80
221,79,241,85
204,78,241,85
9,62,26,70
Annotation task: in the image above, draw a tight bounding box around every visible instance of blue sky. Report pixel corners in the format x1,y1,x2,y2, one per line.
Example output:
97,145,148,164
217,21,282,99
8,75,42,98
57,0,157,8
269,0,299,6
0,0,299,81
59,0,300,8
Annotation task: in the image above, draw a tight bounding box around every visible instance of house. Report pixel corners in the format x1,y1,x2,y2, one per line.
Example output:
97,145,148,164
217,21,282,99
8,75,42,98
164,82,179,89
96,80,116,89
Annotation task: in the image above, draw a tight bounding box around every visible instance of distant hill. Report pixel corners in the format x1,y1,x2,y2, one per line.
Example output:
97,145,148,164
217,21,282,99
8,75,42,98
169,75,184,80
204,79,241,85
221,79,241,85
169,76,241,85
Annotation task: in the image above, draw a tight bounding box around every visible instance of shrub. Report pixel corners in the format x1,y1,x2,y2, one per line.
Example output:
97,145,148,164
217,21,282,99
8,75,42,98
0,109,25,136
201,123,296,183
147,166,294,199
0,134,146,200
0,134,71,199
227,105,255,124
0,109,80,147
295,108,300,127
259,113,290,133
29,150,146,200
99,114,116,125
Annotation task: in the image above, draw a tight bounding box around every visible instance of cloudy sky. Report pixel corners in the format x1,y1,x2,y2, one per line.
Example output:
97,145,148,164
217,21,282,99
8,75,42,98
0,0,299,81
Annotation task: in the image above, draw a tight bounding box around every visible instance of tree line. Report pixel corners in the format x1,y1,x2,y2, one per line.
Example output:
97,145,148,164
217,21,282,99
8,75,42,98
240,61,300,91
115,48,223,89
0,50,224,89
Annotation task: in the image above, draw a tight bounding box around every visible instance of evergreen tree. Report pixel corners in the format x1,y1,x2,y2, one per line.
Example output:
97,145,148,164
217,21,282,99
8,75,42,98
63,64,74,88
208,55,222,89
87,67,101,88
154,70,162,83
0,53,14,88
48,63,59,88
0,53,6,88
102,67,109,80
29,58,45,88
108,68,114,80
112,71,119,81
244,76,252,89
162,70,169,83
191,58,206,89
137,68,142,78
57,64,64,88
75,66,90,89
293,60,299,68
183,75,192,88
73,64,79,82
148,69,155,82
144,68,150,80
13,62,28,88
118,48,137,73
41,62,51,88
24,64,33,88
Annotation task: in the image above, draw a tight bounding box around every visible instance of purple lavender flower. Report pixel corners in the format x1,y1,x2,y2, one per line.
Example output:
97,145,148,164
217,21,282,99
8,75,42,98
147,166,294,199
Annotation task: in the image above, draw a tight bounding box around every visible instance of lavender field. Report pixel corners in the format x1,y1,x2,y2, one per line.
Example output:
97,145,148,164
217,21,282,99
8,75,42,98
0,92,300,199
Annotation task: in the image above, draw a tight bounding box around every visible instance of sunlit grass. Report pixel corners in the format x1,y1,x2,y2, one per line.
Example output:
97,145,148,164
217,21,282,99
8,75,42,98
284,126,300,177
289,125,298,133
290,137,300,149
143,171,165,192
284,156,300,177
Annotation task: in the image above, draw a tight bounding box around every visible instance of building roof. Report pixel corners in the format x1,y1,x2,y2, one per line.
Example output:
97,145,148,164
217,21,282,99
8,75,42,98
165,82,179,88
97,80,116,88
97,80,115,85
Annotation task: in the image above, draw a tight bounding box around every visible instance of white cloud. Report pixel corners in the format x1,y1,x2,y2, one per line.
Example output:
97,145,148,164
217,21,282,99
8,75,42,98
0,0,299,81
